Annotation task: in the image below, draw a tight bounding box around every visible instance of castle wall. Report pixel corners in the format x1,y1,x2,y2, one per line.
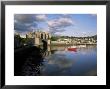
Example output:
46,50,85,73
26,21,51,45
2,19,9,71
35,38,40,46
26,31,51,46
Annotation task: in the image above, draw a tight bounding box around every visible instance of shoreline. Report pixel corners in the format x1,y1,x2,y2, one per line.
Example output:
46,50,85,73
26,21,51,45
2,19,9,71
48,43,97,46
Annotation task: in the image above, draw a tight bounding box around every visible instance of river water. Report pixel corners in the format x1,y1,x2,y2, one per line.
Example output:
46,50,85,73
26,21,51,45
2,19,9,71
21,45,97,76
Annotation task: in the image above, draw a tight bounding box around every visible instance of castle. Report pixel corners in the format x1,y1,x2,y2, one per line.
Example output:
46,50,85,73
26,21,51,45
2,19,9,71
26,31,51,46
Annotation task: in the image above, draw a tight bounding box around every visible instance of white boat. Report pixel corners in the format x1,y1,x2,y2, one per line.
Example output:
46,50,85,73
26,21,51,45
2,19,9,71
77,45,86,48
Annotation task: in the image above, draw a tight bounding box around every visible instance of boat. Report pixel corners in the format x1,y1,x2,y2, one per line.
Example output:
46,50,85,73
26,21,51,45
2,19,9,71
68,46,77,52
77,45,86,48
67,47,77,52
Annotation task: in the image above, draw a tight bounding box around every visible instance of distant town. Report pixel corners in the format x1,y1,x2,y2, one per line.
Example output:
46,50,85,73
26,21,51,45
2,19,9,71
14,31,97,49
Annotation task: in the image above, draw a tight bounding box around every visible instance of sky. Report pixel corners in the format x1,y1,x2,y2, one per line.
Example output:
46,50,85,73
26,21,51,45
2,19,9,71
14,14,97,37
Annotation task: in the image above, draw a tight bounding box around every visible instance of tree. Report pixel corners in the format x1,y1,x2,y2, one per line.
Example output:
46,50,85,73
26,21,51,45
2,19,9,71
51,36,58,41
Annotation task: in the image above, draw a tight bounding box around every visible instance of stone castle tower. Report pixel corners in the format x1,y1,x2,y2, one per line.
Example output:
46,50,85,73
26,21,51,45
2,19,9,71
26,31,51,46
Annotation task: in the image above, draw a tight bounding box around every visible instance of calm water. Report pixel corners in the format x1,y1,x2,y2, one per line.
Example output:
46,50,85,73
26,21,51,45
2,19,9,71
21,45,97,76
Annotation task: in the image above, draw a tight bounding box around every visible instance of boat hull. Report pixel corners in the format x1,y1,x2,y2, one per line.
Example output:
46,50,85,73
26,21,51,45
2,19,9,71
68,48,77,52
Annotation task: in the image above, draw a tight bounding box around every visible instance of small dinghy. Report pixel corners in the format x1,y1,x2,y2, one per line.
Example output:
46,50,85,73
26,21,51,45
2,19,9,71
68,46,77,52
68,48,77,52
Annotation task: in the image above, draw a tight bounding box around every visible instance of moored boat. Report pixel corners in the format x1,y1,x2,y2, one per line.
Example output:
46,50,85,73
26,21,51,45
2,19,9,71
68,48,77,52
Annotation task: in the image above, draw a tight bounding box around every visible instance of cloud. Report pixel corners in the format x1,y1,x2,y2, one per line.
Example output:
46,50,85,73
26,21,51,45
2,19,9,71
25,23,32,26
14,22,28,32
14,14,74,35
47,17,74,34
14,14,35,23
48,18,73,28
14,14,47,34
49,29,66,35
36,15,47,22
28,26,37,31
61,14,71,18
46,54,75,70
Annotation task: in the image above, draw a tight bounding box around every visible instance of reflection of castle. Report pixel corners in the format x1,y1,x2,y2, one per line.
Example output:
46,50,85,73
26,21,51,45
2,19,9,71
26,31,51,46
42,46,52,57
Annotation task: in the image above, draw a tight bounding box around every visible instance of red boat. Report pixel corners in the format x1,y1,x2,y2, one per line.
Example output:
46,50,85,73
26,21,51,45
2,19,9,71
68,48,77,52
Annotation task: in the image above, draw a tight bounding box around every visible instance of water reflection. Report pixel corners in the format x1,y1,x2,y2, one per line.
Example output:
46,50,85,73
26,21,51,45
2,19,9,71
21,45,97,76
